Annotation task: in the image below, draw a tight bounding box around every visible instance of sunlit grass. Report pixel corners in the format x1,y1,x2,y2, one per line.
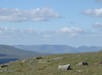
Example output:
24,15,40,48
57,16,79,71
0,52,102,75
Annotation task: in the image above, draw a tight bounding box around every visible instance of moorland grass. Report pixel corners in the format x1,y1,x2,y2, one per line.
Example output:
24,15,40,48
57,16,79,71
0,52,102,75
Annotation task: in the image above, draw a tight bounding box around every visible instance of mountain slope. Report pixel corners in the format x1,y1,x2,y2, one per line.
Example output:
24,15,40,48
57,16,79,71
0,45,42,59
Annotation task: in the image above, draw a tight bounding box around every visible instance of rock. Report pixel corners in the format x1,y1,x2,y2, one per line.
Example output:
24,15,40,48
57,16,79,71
38,59,49,63
58,64,71,70
76,70,83,72
53,57,63,61
0,70,14,72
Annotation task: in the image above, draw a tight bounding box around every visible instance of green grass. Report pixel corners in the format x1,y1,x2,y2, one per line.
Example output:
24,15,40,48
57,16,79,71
0,52,102,75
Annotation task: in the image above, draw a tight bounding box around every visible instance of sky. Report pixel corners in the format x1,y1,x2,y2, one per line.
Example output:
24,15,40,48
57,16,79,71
0,0,102,46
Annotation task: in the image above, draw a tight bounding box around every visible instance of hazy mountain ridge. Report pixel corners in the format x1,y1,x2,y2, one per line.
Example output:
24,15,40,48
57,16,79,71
77,46,102,52
15,45,78,54
15,45,102,54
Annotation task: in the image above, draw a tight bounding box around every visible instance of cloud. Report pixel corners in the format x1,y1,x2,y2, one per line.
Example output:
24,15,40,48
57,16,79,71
1,26,102,46
0,26,84,40
60,27,84,36
93,22,102,30
94,22,102,27
0,27,8,33
0,8,60,22
84,8,102,17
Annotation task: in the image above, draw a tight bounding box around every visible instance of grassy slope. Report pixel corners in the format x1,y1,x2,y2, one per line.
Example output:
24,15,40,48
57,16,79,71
0,52,102,75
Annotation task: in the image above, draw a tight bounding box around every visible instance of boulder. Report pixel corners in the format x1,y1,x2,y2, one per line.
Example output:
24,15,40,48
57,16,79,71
58,64,71,70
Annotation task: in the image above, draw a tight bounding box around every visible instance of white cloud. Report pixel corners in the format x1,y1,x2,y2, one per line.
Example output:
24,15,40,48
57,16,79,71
0,26,84,39
94,22,102,27
0,27,37,35
0,8,60,22
84,8,102,17
93,22,102,30
1,26,102,46
0,27,8,33
60,27,83,36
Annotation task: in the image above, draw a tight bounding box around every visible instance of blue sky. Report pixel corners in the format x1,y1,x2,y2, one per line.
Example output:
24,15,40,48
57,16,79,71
0,0,102,46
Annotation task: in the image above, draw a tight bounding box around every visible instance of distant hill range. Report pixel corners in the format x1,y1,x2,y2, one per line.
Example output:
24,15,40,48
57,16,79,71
77,46,102,53
0,44,102,60
0,44,102,64
15,45,102,54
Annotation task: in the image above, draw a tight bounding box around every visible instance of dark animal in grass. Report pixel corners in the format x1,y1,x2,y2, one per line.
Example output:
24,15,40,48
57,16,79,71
77,62,88,66
36,56,43,60
82,62,88,65
0,64,9,68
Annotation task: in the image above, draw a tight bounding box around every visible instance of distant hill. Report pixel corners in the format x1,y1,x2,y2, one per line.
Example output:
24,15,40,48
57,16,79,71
77,46,102,52
0,45,43,59
0,44,101,64
15,45,79,54
15,45,102,54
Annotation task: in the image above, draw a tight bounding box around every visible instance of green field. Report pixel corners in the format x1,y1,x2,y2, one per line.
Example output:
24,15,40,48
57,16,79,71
0,52,102,75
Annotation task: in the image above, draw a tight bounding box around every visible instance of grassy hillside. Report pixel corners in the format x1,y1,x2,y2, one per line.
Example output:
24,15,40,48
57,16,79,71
0,51,102,75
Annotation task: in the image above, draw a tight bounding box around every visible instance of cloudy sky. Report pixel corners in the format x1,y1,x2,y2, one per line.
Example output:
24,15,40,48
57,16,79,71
0,0,102,46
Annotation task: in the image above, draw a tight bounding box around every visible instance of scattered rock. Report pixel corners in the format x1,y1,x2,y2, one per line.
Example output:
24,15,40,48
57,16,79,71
58,64,71,70
98,60,102,64
38,66,47,70
21,59,26,63
77,55,81,57
0,70,14,72
38,59,49,63
53,57,63,61
94,60,102,66
76,70,83,72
